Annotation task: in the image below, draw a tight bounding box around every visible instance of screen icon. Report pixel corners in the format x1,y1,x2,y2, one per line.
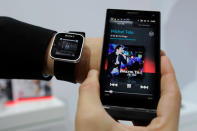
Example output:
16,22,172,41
149,31,154,37
140,85,149,90
110,83,118,87
127,84,132,88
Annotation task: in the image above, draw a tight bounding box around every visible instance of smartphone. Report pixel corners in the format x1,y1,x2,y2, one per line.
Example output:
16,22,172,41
99,9,160,121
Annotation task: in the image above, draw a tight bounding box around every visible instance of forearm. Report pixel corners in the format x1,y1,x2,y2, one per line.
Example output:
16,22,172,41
0,17,56,80
44,37,103,83
0,17,102,82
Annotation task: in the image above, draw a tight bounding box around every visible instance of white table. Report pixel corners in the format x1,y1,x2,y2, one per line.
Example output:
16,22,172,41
179,100,197,131
0,97,66,131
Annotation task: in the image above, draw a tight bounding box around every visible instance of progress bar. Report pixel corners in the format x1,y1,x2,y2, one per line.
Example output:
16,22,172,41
105,90,152,96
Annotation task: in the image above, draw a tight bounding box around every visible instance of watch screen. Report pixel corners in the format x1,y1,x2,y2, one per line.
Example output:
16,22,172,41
100,9,160,109
51,33,84,61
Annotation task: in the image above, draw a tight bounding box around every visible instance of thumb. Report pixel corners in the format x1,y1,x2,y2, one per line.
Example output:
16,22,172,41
77,69,103,113
76,70,117,131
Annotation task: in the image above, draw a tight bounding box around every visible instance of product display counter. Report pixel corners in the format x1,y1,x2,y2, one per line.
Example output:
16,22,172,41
179,100,197,131
0,97,66,131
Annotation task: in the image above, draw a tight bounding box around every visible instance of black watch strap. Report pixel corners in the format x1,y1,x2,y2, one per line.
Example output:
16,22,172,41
54,61,76,83
54,31,85,83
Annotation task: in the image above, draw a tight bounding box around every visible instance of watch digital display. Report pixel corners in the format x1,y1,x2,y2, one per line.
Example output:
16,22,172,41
50,33,84,62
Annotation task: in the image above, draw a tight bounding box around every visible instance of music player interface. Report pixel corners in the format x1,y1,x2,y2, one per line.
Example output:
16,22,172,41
55,38,78,57
104,17,157,100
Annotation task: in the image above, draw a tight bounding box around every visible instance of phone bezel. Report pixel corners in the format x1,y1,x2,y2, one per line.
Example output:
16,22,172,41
99,9,161,111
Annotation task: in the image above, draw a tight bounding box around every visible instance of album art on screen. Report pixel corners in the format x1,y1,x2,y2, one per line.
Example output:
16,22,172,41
105,43,144,78
103,43,153,96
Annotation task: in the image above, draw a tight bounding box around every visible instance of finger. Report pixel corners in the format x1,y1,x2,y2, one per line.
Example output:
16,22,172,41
159,56,181,117
161,56,175,75
149,56,181,129
160,50,166,56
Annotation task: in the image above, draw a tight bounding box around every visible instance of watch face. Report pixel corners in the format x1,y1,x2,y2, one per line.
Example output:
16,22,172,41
50,33,84,61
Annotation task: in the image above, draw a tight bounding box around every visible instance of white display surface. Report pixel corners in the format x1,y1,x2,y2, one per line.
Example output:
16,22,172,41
179,82,197,131
0,98,66,131
179,101,197,131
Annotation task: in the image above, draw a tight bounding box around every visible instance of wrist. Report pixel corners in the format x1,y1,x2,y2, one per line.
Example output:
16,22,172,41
43,35,54,75
75,38,103,83
43,36,103,83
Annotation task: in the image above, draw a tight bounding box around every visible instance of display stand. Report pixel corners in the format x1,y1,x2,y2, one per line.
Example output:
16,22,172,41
0,97,66,131
179,100,197,131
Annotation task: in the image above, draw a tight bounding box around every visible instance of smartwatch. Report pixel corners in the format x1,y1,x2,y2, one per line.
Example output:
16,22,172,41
50,31,85,83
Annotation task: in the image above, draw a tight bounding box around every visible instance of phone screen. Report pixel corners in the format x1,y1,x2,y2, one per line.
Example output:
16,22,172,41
100,9,160,110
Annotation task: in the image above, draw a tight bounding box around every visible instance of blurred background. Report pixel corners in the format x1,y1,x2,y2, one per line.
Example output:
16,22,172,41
0,0,197,131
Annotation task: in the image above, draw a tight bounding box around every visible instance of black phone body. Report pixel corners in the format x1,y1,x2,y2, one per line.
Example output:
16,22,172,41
100,9,160,121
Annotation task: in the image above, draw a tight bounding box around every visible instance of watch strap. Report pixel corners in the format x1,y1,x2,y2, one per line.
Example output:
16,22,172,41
54,61,76,83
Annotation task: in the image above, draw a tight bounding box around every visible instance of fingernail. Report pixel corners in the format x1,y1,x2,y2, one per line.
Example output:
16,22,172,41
87,69,97,77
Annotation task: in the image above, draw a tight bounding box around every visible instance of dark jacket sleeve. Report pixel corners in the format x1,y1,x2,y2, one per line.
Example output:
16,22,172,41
0,17,56,80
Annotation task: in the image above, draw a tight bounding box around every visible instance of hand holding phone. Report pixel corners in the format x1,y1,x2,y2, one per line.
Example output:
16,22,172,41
76,54,181,130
